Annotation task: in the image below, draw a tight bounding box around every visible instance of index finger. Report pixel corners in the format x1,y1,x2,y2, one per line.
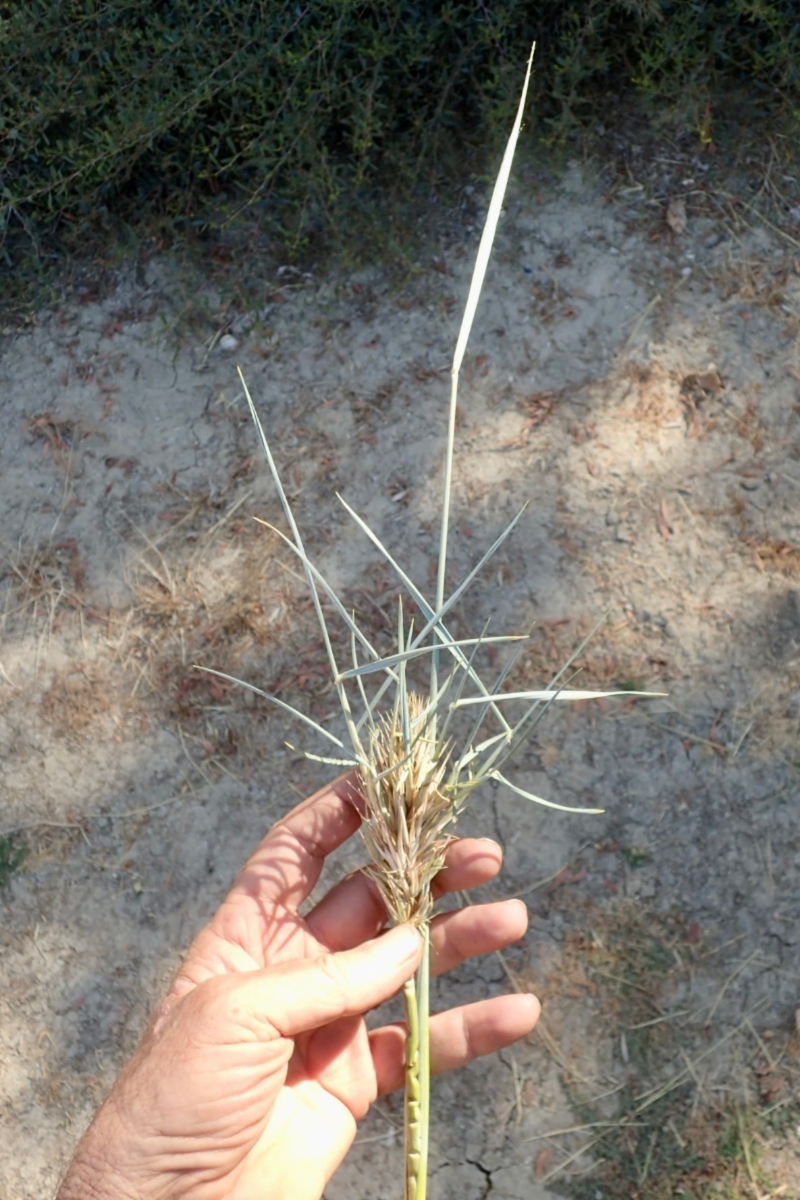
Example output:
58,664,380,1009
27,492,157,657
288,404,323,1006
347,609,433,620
232,772,363,910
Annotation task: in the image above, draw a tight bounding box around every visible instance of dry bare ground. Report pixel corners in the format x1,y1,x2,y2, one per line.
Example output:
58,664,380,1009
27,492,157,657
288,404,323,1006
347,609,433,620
2,153,800,1198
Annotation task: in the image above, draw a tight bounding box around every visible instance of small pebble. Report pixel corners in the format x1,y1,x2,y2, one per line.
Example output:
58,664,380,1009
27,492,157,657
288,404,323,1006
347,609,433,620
219,333,238,352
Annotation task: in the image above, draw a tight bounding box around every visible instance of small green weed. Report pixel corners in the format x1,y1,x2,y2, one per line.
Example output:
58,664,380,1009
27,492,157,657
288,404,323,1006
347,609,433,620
615,677,648,693
621,845,652,868
0,833,28,887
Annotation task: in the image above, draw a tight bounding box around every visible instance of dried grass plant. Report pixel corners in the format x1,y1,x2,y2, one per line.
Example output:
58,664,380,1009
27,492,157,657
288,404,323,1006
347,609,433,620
197,47,657,1200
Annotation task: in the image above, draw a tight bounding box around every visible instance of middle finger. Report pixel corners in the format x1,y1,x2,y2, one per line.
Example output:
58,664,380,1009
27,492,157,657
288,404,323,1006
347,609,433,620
428,898,528,977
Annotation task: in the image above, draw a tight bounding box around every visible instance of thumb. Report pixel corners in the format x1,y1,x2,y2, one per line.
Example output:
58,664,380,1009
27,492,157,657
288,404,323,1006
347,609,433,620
230,923,423,1041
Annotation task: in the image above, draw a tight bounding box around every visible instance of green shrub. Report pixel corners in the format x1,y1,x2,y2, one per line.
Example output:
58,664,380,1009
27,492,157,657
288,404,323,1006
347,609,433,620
0,1,798,252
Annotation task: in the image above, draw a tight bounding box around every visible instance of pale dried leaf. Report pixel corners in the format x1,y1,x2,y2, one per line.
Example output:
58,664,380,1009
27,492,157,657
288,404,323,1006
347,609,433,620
666,196,688,235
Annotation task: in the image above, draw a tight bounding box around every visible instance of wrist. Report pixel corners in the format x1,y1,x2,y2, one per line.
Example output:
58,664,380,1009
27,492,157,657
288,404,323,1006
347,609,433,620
57,1105,148,1200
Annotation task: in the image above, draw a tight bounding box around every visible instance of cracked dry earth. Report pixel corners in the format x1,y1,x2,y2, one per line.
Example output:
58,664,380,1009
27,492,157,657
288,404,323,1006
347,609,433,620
2,159,800,1198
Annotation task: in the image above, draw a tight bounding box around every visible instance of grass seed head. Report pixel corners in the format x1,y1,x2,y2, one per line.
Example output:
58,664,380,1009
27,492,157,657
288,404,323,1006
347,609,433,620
360,692,454,927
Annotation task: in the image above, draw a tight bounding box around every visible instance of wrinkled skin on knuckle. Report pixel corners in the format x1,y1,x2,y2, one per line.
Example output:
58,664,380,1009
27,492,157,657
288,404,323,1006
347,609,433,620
313,951,353,1016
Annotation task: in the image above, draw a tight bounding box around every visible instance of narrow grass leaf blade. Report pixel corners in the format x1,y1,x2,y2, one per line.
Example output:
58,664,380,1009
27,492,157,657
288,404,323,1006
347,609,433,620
339,491,527,725
453,628,533,754
338,635,524,680
437,43,535,624
286,745,360,768
239,374,365,759
419,506,529,647
437,621,501,746
452,688,663,708
451,43,535,381
254,517,387,669
194,665,345,748
491,770,604,814
350,625,376,733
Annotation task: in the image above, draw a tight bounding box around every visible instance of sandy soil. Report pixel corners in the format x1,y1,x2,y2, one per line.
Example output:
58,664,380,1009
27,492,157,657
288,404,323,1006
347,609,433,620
2,154,800,1198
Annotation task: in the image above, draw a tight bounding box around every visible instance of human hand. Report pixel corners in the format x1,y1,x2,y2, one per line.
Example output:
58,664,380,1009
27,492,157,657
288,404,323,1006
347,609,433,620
57,774,539,1200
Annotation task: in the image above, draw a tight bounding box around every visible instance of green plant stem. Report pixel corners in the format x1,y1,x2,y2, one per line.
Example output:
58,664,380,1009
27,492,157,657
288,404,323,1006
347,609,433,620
403,923,431,1200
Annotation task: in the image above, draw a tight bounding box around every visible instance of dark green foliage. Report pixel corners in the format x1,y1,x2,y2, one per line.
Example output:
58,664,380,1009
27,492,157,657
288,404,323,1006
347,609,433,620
1,1,799,248
0,0,531,240
0,833,28,887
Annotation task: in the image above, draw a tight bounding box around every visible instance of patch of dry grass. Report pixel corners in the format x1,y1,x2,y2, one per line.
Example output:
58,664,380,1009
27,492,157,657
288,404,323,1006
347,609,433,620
118,490,327,760
1,542,85,631
511,899,800,1198
504,616,669,696
712,252,792,308
751,538,800,576
40,666,114,738
0,486,329,764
